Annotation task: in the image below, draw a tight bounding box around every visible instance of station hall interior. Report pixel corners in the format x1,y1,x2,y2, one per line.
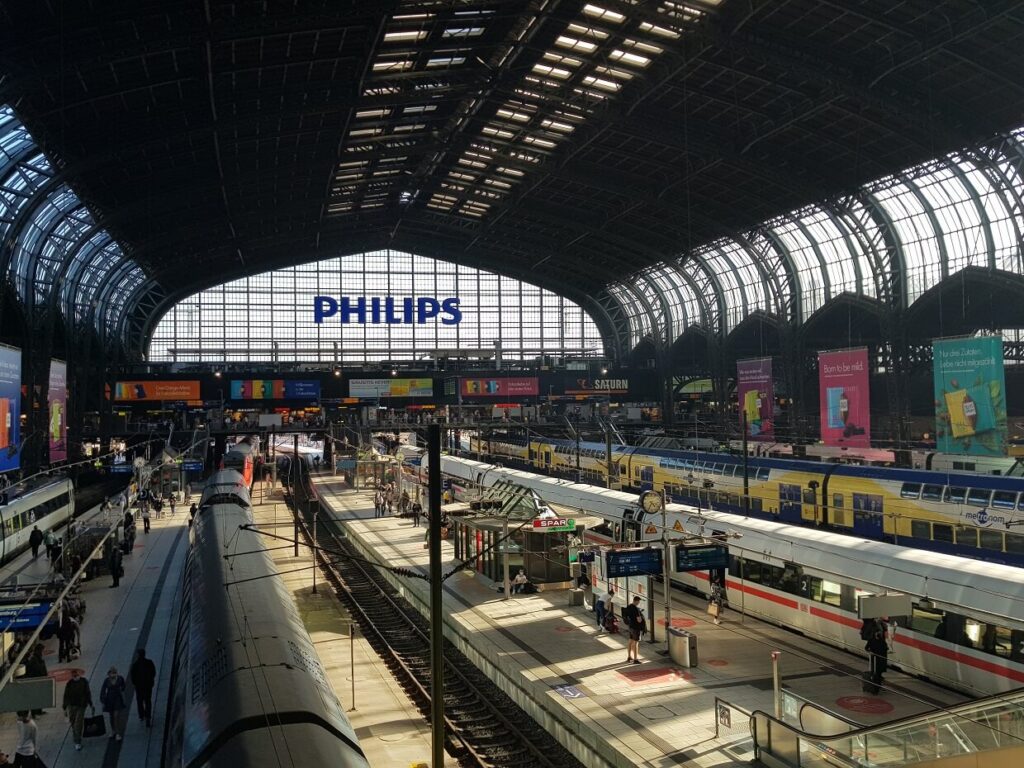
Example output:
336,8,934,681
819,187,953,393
2,2,1024,767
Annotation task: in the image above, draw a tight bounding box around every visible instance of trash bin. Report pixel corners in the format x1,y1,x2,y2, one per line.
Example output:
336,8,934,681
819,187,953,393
668,628,698,667
568,588,585,607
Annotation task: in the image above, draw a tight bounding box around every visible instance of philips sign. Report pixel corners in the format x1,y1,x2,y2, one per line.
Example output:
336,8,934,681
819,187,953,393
314,296,462,325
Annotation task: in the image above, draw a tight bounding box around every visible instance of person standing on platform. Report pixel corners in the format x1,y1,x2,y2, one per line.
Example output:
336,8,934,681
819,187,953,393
24,645,48,717
58,612,79,663
623,596,646,664
43,530,57,564
169,494,176,516
109,542,123,588
129,648,156,727
411,499,422,527
28,527,43,559
63,668,93,751
100,667,128,741
141,504,151,533
596,586,615,631
13,712,39,766
864,618,889,692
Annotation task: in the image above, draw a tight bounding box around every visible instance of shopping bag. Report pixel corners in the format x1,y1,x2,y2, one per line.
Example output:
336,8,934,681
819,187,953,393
83,714,106,738
707,602,720,618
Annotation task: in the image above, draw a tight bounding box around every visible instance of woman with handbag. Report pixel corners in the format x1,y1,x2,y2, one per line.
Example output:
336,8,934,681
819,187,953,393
100,667,128,741
708,580,725,625
62,668,94,751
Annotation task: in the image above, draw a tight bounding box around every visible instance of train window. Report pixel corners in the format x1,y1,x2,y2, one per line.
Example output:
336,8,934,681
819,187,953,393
967,489,992,506
750,497,762,513
1005,532,1024,554
971,623,1014,658
832,494,844,508
802,488,816,505
944,487,967,504
933,523,954,543
911,520,931,539
757,468,770,480
979,529,1004,551
910,604,945,637
955,527,978,548
992,491,1018,510
899,483,921,499
920,484,943,501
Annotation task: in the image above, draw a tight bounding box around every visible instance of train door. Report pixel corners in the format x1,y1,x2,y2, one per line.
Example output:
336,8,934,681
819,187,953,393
638,464,654,491
620,509,644,543
778,483,802,523
852,493,884,539
543,449,552,471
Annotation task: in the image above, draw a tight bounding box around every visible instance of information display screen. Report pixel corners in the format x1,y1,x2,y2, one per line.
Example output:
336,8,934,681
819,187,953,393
605,548,663,578
674,544,729,572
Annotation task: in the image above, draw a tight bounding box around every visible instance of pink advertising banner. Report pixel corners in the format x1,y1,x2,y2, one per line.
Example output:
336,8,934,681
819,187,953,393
48,359,67,462
737,358,774,441
818,348,871,448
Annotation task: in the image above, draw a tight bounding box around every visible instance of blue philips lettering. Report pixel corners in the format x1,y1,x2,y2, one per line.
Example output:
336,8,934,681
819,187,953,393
417,298,441,324
370,297,382,324
384,297,402,324
403,297,414,324
340,297,366,323
441,298,462,325
314,296,338,324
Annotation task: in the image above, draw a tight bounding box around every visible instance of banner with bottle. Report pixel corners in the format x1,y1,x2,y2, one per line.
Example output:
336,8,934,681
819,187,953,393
932,336,1007,456
0,344,21,472
736,358,774,441
818,348,871,448
48,359,67,462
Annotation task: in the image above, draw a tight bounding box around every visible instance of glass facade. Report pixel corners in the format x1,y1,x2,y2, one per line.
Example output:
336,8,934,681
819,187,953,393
148,249,604,363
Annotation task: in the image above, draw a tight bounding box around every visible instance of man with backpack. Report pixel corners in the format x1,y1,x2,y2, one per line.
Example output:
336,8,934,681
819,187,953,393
622,596,646,664
860,618,889,694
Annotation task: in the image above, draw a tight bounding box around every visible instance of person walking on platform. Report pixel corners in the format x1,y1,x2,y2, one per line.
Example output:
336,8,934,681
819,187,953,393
63,668,93,751
100,667,128,741
189,503,197,524
28,527,43,559
411,500,422,527
58,612,79,663
169,495,176,516
373,490,383,518
13,711,39,766
108,542,123,588
43,530,57,564
141,504,151,533
623,596,646,664
129,648,156,727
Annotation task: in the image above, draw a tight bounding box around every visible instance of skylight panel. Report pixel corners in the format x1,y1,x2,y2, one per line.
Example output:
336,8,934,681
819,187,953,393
327,203,353,213
403,105,437,114
609,49,651,68
542,52,584,68
583,75,622,92
458,157,488,169
444,26,485,38
508,149,540,164
442,181,467,193
483,178,512,190
361,201,385,209
556,35,598,54
378,155,408,164
497,108,533,123
523,135,556,149
427,56,466,68
639,21,681,38
567,23,609,40
356,108,391,119
393,123,427,133
573,86,609,100
372,59,414,72
348,127,384,138
384,30,428,43
622,38,664,55
541,118,575,133
481,125,515,139
593,65,634,81
449,171,477,182
497,166,525,177
394,13,434,21
532,64,572,80
582,4,625,23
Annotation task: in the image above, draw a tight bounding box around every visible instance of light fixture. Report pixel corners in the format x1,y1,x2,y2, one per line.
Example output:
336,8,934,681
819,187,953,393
214,371,222,378
333,369,341,377
391,369,398,377
600,367,608,375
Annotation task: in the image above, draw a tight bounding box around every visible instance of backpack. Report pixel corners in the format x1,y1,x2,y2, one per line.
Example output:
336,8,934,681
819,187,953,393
859,620,874,642
622,604,638,629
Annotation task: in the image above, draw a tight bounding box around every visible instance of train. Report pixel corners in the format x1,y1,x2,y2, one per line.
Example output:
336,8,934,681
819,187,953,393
465,434,1024,567
433,455,1024,697
221,436,259,487
163,468,368,768
0,476,76,562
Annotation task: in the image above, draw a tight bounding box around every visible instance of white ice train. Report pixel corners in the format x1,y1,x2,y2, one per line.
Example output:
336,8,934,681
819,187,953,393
433,455,1024,697
0,476,76,562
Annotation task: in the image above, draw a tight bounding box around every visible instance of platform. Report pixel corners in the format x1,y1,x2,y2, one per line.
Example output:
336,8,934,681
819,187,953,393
312,476,971,768
0,502,188,767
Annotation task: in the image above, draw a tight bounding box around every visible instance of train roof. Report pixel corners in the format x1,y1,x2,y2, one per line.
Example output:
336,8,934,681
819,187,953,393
200,470,251,507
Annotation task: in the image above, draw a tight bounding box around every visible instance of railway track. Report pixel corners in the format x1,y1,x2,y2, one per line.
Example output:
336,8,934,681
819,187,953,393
286,464,586,768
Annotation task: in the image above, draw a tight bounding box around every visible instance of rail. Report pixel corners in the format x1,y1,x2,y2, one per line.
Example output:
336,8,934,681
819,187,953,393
750,687,1024,768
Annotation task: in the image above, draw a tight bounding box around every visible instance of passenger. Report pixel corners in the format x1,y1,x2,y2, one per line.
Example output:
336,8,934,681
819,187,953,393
400,489,410,517
512,569,529,594
108,542,123,588
13,712,39,765
709,579,726,626
24,645,47,716
100,667,128,741
43,530,57,563
28,527,43,559
63,668,93,751
411,500,422,527
864,619,889,689
934,617,947,640
169,495,176,516
373,490,383,518
129,648,156,727
141,504,151,533
596,586,615,631
189,503,197,522
623,596,646,664
58,612,80,663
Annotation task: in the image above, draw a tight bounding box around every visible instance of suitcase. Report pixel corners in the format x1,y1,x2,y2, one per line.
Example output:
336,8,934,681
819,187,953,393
861,670,880,695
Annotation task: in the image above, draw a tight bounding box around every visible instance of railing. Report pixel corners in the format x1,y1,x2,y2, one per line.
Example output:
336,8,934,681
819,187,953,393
751,687,1024,768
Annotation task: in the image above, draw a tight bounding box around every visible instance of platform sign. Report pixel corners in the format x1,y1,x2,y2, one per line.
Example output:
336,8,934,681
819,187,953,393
605,548,662,578
181,460,204,472
0,344,21,473
533,518,575,532
0,601,55,632
108,463,133,474
674,544,729,573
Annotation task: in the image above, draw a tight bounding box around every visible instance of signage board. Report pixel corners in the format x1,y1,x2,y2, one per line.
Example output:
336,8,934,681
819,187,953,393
932,336,1007,456
460,377,539,397
114,380,201,401
532,518,576,532
737,358,774,441
349,378,433,398
818,348,871,448
181,460,204,472
674,544,729,572
108,464,134,474
0,600,55,632
858,593,913,620
48,359,67,462
230,379,320,400
0,344,21,472
565,378,630,395
605,547,663,579
314,295,462,325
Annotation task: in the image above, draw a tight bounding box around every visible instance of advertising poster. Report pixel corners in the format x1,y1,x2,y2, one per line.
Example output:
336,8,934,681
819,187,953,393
933,336,1007,456
114,380,201,401
0,345,21,473
349,378,433,398
818,348,871,448
230,380,321,400
460,377,539,397
48,359,67,462
736,358,773,441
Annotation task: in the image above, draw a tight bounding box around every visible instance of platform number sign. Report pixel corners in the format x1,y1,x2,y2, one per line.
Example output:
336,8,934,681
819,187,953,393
718,704,731,729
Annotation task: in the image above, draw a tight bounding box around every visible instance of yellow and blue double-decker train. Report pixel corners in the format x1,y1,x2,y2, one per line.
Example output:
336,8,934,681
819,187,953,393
466,434,1024,567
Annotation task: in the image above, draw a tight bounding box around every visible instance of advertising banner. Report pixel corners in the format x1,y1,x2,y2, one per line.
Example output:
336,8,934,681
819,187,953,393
818,348,871,448
932,336,1007,456
114,380,201,401
460,377,539,397
349,378,433,398
564,377,630,395
48,359,67,462
736,358,773,441
230,379,321,400
0,345,21,473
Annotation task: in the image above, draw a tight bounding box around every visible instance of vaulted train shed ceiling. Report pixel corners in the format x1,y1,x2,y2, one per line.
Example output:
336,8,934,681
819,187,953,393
2,0,1023,314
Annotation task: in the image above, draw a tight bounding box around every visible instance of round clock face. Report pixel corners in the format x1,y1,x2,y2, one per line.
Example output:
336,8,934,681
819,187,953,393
641,490,663,514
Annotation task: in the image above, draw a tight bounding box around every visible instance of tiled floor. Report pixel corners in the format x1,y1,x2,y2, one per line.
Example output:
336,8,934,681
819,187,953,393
313,475,971,768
